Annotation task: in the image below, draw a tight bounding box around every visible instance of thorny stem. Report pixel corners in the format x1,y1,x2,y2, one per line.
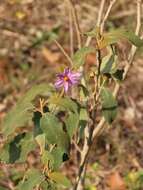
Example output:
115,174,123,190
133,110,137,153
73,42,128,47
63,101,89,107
74,0,142,190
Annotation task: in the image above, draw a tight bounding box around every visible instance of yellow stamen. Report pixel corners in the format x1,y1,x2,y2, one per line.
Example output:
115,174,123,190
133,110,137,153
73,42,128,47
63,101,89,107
64,76,69,81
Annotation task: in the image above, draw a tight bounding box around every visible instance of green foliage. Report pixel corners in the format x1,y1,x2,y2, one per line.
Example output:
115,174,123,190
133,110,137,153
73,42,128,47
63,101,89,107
77,108,89,141
35,133,46,154
49,172,71,188
65,112,79,138
41,150,54,167
85,27,100,38
73,47,95,68
49,96,78,113
101,87,118,123
100,48,117,74
85,186,97,190
100,47,124,81
40,113,70,152
0,133,36,163
40,181,57,190
50,147,66,170
100,29,143,48
2,84,53,137
86,28,143,48
125,170,143,190
16,168,44,190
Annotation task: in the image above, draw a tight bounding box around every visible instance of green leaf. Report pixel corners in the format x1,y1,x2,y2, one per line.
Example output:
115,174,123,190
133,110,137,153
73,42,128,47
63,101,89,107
51,147,65,170
0,133,36,163
125,170,143,190
35,133,46,154
16,168,43,190
101,54,117,74
101,88,118,123
40,113,70,152
49,172,71,188
40,181,57,190
79,83,89,102
85,27,100,37
77,108,89,142
11,168,24,182
49,97,78,113
99,29,143,48
73,47,95,68
65,113,79,138
18,133,36,162
41,150,54,168
58,98,78,113
41,147,68,171
2,84,53,137
122,30,143,47
79,108,88,121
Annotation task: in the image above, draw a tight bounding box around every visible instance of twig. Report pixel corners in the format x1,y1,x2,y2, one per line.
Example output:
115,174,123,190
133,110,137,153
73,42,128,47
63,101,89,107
54,39,73,65
110,10,135,20
135,0,142,35
100,0,117,34
69,5,74,57
67,0,82,49
97,0,106,27
72,139,82,153
85,0,106,47
73,125,91,190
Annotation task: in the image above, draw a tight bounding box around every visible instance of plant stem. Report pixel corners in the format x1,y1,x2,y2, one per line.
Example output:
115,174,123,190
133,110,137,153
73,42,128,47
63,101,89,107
73,0,142,190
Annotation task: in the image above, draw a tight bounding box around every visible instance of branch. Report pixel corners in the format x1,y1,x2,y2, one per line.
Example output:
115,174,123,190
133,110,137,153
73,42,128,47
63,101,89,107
68,5,74,57
100,0,117,33
67,0,82,49
74,0,142,190
54,39,73,65
93,0,142,139
85,0,106,47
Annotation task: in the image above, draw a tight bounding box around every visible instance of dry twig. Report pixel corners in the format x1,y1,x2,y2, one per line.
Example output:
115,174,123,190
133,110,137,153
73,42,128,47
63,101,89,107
54,39,73,65
67,0,82,49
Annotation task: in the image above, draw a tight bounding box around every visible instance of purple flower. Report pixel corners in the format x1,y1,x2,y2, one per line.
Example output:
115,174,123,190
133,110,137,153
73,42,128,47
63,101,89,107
55,68,81,92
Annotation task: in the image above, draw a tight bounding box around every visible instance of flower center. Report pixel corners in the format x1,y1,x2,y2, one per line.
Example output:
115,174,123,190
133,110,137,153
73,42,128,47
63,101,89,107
63,76,69,81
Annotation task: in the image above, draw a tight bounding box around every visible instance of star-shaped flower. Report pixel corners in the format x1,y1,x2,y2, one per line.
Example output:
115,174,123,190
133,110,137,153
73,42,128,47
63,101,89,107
55,68,81,92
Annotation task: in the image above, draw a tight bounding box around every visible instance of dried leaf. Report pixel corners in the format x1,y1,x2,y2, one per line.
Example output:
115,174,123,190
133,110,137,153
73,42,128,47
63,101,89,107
107,172,126,190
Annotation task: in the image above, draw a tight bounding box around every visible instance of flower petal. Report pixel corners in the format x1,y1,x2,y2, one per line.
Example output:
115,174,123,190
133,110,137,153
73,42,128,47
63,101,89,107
55,79,63,88
64,82,69,92
55,68,81,92
69,72,81,84
64,68,70,75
